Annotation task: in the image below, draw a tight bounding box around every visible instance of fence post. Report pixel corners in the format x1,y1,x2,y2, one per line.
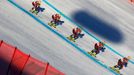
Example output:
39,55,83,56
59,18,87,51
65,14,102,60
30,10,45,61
44,62,49,75
20,55,30,75
6,47,17,75
0,40,3,47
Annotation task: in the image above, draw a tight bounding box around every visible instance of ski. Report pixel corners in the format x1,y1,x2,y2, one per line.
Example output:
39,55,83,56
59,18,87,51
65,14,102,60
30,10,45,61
109,66,123,75
87,50,96,57
48,22,57,28
87,50,106,63
29,9,38,15
67,35,76,42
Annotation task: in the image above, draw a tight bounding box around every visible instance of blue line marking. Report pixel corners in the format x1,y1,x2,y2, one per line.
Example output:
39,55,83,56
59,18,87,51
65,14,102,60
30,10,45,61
43,0,134,64
8,0,119,75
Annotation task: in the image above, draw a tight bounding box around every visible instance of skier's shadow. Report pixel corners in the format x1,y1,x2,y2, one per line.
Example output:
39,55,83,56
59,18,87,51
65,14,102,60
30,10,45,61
72,11,123,43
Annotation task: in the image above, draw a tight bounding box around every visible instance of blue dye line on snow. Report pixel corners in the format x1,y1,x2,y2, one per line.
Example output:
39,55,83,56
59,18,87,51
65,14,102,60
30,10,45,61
43,0,134,64
8,0,119,75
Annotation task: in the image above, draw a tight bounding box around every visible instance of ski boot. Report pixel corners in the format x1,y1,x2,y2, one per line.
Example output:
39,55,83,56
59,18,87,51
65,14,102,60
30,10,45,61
110,66,120,74
48,22,56,28
88,50,97,57
67,35,75,42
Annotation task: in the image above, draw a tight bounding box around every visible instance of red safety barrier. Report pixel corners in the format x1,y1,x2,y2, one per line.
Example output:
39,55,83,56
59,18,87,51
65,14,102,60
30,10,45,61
130,0,134,2
46,65,64,75
129,0,134,3
22,57,47,75
0,40,64,75
8,48,30,75
0,41,16,75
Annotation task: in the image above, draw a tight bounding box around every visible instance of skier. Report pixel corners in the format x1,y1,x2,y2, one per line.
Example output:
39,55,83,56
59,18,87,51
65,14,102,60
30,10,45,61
113,56,131,70
71,27,82,39
48,14,63,28
30,0,41,11
67,27,83,42
93,42,105,54
90,41,106,56
30,0,45,15
51,14,61,25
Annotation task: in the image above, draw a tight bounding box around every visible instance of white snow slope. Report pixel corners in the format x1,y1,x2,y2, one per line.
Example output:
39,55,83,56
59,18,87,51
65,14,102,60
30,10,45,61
0,0,134,75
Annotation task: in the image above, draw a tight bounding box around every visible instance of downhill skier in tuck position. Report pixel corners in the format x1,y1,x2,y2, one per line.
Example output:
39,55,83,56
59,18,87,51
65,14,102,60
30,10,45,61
48,14,64,28
110,56,131,74
67,27,84,42
88,41,106,57
30,0,45,15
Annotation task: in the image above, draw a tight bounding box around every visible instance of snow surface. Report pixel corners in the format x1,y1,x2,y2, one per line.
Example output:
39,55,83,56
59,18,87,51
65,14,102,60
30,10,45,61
0,0,134,75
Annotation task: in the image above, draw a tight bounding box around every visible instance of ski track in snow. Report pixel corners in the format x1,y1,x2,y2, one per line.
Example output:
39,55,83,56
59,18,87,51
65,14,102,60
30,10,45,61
0,0,134,75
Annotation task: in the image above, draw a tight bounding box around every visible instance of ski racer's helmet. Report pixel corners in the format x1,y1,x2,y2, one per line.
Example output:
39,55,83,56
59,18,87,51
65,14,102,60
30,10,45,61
99,42,104,47
55,14,60,17
55,14,61,20
76,27,81,33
